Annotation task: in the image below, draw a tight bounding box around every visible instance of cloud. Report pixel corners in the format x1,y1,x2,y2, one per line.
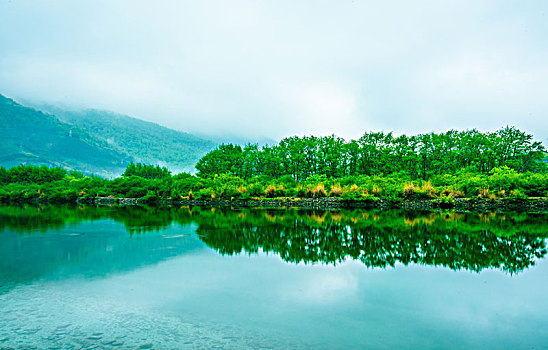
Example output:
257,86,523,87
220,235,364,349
0,0,547,143
278,81,366,138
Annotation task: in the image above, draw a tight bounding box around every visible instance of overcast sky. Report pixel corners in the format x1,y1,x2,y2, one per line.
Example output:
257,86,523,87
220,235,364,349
1,0,547,143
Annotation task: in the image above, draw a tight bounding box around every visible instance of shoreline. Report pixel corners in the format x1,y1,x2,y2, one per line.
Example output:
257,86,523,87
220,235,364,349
71,196,548,212
3,196,547,212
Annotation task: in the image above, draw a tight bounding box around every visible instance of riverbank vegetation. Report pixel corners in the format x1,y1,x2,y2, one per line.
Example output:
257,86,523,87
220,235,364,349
0,127,546,205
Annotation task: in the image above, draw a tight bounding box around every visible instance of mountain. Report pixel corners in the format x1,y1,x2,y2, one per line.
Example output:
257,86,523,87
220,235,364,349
0,94,129,177
31,104,215,173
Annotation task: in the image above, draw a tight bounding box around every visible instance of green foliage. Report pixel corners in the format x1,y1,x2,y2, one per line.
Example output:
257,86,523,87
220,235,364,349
141,190,159,202
195,188,215,200
195,144,244,178
439,195,456,208
509,189,528,200
1,155,547,203
0,164,67,184
305,184,328,198
196,127,546,180
122,162,171,179
341,190,364,201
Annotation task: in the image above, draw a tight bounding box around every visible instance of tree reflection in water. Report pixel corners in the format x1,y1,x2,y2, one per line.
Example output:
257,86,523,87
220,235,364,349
1,204,546,275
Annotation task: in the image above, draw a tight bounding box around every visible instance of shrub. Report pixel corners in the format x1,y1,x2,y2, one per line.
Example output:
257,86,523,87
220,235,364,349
295,185,307,198
310,184,327,198
420,182,438,198
264,185,286,198
329,185,343,197
195,188,215,200
275,186,287,197
141,190,159,202
126,187,148,198
439,195,456,208
402,183,416,199
440,188,465,199
477,188,497,202
509,189,528,200
371,186,382,196
265,185,277,198
341,190,364,201
220,185,243,199
247,183,264,197
477,188,490,199
341,184,364,201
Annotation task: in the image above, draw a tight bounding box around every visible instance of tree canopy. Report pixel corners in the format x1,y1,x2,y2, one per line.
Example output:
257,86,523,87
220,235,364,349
196,127,546,180
122,162,171,179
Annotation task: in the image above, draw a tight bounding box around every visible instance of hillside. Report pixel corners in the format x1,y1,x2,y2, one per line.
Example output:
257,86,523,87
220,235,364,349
33,105,215,173
0,95,129,177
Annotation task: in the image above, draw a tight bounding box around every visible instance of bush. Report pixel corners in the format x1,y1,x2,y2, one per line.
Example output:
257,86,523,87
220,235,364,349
402,183,416,199
440,188,465,199
371,186,382,197
509,189,528,200
126,187,148,198
247,183,264,197
341,184,364,201
477,188,490,199
265,185,277,198
195,188,215,200
329,185,343,197
341,191,364,201
477,188,497,202
265,185,286,198
141,190,159,202
295,185,307,197
439,195,456,208
48,189,79,202
220,186,241,199
420,182,438,198
306,184,327,198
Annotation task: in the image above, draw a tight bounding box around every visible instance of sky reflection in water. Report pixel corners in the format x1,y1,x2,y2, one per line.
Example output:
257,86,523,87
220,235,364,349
0,205,547,349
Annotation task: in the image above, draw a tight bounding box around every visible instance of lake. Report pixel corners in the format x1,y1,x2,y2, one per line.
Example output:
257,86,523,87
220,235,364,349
1,205,547,349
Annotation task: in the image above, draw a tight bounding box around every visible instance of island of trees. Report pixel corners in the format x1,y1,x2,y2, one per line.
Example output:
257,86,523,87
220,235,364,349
0,126,547,207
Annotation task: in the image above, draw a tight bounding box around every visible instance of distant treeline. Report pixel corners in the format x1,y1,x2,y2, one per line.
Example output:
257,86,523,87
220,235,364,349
0,126,547,204
196,126,546,180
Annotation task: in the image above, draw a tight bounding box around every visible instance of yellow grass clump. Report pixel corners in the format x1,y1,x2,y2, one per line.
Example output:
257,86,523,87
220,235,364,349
329,184,343,197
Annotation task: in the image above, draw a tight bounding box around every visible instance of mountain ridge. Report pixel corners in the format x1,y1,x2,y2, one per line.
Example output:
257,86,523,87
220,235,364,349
0,94,215,176
0,94,129,177
32,104,215,172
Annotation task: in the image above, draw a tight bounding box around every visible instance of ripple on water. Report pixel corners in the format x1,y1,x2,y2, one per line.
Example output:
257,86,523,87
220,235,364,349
0,282,301,350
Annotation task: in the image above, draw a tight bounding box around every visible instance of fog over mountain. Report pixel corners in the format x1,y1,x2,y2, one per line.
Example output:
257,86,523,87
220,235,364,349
1,1,547,144
0,94,215,176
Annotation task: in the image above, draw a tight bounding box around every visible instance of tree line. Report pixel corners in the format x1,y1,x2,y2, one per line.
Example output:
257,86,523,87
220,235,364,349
0,126,546,204
196,126,546,180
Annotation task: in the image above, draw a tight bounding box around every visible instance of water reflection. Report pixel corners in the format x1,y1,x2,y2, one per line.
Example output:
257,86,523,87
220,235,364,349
0,205,547,287
194,208,548,274
1,204,548,349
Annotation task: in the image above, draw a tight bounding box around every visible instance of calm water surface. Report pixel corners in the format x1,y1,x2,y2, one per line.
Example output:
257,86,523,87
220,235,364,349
0,205,547,349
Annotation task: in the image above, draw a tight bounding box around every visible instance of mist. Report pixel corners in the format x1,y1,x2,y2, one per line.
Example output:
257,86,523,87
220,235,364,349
1,0,547,143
